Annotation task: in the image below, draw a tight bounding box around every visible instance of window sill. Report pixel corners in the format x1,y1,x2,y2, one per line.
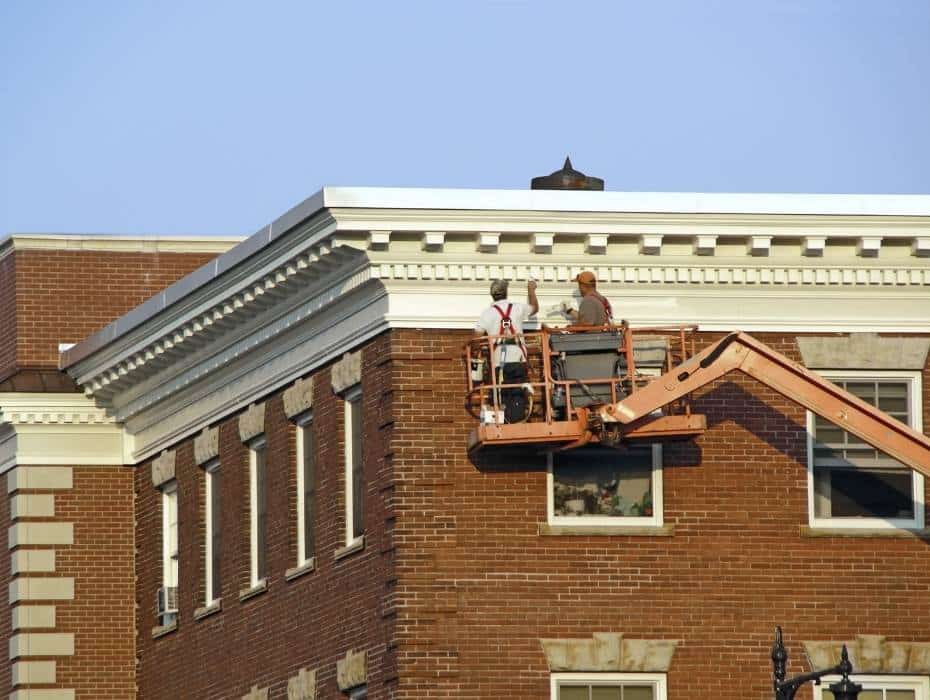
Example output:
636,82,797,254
151,621,178,639
285,558,316,581
334,536,365,561
800,525,930,539
539,523,674,537
238,578,268,601
194,600,222,620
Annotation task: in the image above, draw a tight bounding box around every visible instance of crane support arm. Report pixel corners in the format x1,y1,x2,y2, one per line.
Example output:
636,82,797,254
598,332,930,478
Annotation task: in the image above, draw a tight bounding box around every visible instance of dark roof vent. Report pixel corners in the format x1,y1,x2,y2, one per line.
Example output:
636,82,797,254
531,156,604,191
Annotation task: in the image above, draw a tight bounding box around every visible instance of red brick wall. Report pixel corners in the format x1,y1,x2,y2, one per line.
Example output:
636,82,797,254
389,329,930,699
0,252,17,380
54,466,137,698
135,333,397,699
7,248,218,377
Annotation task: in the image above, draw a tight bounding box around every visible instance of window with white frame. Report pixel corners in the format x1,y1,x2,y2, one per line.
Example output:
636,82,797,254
344,387,364,545
204,459,221,605
551,673,667,700
814,674,929,700
296,414,316,565
160,482,179,625
347,686,367,700
808,371,924,529
548,445,663,526
249,438,267,586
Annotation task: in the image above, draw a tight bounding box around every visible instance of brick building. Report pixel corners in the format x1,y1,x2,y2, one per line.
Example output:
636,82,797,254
2,183,930,699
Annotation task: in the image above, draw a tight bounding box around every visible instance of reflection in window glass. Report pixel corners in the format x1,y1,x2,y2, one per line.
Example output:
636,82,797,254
811,378,918,521
553,447,653,518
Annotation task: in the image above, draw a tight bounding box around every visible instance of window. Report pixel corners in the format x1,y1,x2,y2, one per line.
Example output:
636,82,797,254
548,445,663,527
296,415,316,565
814,674,929,700
808,371,924,529
344,387,364,545
249,439,267,585
204,460,221,605
551,673,667,700
160,482,179,625
348,687,368,700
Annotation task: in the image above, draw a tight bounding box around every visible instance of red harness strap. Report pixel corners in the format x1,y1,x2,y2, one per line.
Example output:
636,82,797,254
492,303,526,360
591,291,613,323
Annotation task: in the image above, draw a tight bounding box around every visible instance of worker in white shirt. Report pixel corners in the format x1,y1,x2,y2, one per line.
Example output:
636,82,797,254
474,278,539,422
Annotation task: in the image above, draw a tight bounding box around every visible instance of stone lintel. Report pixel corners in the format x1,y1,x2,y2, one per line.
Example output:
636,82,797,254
540,632,678,672
804,635,930,674
194,426,219,466
7,467,72,493
241,685,269,700
331,352,362,395
150,450,176,487
287,667,318,700
336,649,368,691
9,689,74,700
238,403,266,443
283,377,314,419
797,333,930,370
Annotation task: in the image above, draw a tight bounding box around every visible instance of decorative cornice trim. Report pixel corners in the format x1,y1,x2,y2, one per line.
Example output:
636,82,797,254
541,633,679,672
804,635,930,674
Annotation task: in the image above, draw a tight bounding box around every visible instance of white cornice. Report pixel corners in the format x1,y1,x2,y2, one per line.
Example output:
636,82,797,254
0,394,126,472
54,188,930,464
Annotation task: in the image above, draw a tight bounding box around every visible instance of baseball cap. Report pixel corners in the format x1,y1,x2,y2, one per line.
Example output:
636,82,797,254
573,271,597,285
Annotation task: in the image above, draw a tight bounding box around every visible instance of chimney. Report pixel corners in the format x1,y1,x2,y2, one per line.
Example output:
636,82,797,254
530,156,604,191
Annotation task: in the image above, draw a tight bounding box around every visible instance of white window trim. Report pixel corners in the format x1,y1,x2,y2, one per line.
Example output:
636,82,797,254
807,369,925,530
344,386,363,547
249,437,266,587
547,444,664,527
296,412,313,566
204,459,219,607
813,674,929,699
161,482,178,590
550,672,667,700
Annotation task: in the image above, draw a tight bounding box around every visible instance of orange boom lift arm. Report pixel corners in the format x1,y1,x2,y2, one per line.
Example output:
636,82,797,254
583,331,930,478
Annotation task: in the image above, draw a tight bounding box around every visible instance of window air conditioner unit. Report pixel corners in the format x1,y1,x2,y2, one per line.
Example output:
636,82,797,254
156,586,178,623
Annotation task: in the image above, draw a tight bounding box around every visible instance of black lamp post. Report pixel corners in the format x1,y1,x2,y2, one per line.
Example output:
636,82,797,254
772,626,862,700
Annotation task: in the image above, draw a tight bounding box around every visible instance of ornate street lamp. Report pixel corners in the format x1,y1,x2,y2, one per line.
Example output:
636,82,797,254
772,626,862,700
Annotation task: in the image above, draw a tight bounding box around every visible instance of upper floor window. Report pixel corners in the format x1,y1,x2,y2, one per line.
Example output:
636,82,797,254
808,371,924,529
548,445,663,527
296,414,316,565
815,674,929,700
159,482,179,626
204,459,221,606
249,439,267,585
344,387,364,545
551,672,667,700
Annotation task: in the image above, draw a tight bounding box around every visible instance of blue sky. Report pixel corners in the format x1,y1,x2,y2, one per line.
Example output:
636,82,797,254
1,1,928,235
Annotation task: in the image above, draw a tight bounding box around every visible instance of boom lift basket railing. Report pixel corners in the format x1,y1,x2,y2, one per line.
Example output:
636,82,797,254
465,324,704,453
